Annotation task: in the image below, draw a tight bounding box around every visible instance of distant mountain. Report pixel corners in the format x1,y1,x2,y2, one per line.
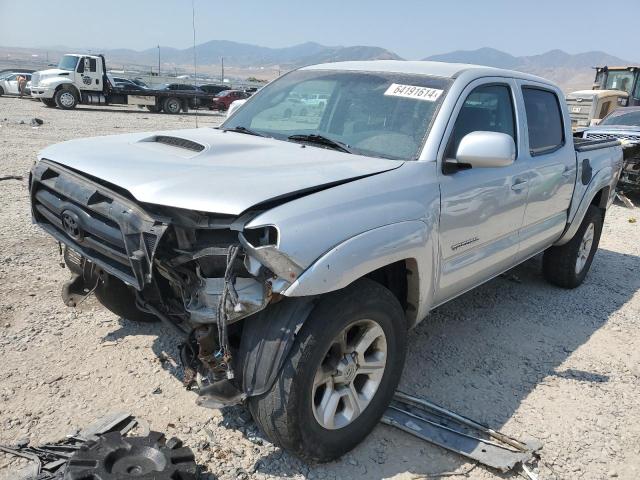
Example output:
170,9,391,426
426,47,519,69
423,47,634,91
423,47,629,70
103,40,402,68
3,40,635,92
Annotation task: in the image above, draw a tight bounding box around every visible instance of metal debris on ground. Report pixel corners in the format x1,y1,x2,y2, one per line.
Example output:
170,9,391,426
0,413,199,480
616,192,636,209
382,391,542,474
0,175,24,182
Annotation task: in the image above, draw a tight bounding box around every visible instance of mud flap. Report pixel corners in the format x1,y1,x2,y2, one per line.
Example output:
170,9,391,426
239,297,315,397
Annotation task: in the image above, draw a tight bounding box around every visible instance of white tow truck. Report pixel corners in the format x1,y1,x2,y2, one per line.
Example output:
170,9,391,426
30,53,216,113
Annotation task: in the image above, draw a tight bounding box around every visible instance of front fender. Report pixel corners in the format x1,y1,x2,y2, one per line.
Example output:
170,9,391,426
43,77,75,90
283,220,436,326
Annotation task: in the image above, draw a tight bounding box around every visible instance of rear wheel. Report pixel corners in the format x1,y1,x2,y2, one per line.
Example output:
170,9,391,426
41,98,57,108
54,88,78,109
162,97,182,114
543,205,603,288
248,278,407,462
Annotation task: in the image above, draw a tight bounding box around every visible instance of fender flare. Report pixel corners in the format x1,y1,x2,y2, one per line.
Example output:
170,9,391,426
283,220,430,297
555,167,612,246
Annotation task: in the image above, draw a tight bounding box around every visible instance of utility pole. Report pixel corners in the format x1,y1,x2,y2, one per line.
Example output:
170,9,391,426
157,45,161,77
221,57,224,84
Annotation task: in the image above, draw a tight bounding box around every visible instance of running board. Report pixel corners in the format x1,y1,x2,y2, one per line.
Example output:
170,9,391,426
382,391,541,473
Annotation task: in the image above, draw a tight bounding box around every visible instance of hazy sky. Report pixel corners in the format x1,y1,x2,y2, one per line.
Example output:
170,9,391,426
0,0,637,60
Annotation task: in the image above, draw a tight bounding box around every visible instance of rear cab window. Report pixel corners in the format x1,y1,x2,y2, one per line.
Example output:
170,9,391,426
522,87,564,156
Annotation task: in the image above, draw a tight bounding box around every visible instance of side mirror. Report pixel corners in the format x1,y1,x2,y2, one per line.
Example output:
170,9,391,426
455,131,516,168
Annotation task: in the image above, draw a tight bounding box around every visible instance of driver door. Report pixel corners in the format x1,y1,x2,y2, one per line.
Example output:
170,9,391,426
434,79,529,305
77,57,102,91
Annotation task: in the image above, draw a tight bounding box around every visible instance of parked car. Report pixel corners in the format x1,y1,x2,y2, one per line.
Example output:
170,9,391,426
29,61,622,462
131,79,149,88
583,107,640,191
0,72,32,96
209,89,250,111
200,84,231,95
109,76,147,91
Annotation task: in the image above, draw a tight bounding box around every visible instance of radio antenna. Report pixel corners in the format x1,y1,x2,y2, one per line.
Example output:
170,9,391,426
192,0,199,128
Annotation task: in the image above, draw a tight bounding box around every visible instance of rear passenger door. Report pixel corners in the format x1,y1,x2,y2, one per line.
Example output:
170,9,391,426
515,83,576,259
435,79,529,304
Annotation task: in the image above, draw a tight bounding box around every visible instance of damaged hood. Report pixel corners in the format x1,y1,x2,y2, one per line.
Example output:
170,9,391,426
38,128,404,215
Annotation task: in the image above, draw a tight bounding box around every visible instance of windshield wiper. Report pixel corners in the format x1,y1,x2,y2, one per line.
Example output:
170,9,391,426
287,134,353,154
221,126,265,137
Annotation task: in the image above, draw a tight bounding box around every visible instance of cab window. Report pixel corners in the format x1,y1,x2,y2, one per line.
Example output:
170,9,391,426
446,84,516,159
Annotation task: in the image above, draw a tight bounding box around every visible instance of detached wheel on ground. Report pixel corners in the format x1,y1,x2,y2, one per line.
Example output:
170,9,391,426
543,205,603,288
54,88,78,109
248,278,407,462
41,98,57,108
162,97,182,114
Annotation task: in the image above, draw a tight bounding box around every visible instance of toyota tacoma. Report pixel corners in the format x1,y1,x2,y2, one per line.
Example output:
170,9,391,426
30,60,623,461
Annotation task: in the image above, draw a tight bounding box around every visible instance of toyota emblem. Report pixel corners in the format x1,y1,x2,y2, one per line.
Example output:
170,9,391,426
61,210,84,241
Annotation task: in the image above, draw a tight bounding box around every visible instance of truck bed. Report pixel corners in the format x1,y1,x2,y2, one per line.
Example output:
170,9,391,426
574,137,620,152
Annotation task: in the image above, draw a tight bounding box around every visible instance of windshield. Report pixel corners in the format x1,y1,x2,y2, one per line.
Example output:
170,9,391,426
601,109,640,126
58,55,79,71
605,70,635,94
222,69,450,160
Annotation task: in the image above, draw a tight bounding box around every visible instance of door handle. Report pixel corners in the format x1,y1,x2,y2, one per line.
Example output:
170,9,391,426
511,179,528,191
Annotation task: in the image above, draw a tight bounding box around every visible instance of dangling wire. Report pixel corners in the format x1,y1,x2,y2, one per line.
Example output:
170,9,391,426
216,244,241,379
191,0,199,128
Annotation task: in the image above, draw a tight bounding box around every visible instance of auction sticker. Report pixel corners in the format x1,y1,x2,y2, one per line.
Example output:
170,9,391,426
384,83,443,102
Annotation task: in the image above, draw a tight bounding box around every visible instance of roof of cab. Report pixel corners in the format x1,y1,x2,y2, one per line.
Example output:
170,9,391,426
301,60,552,85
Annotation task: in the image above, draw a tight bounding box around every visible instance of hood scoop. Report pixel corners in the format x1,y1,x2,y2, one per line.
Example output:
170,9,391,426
152,135,205,152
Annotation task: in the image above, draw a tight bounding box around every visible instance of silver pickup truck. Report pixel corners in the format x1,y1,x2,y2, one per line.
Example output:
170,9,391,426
30,60,622,461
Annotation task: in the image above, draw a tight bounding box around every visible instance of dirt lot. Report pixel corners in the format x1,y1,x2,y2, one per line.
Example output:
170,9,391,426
1,95,639,480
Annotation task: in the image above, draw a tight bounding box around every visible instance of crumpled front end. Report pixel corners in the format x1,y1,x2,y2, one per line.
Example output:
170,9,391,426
30,159,305,406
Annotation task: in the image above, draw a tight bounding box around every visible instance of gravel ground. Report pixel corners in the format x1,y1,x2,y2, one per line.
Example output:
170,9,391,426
1,95,639,480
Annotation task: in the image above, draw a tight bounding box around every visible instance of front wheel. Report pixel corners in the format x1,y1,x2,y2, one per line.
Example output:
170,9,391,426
54,88,78,109
248,278,407,462
543,205,603,288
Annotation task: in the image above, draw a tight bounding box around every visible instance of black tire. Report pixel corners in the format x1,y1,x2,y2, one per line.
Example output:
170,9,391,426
162,97,182,114
41,98,57,108
248,278,407,462
95,274,158,323
0,86,4,96
54,88,78,109
543,205,603,288
146,105,161,113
